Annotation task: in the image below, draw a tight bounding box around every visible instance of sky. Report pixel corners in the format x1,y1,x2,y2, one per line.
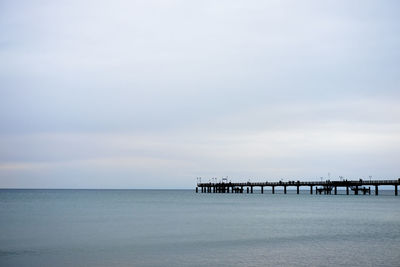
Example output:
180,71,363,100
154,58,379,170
1,0,400,188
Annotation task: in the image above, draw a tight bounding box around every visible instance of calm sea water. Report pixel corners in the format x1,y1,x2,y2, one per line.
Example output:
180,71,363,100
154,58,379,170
0,189,399,267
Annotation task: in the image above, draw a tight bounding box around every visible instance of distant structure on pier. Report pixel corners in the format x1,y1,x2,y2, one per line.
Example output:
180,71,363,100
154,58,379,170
196,178,400,196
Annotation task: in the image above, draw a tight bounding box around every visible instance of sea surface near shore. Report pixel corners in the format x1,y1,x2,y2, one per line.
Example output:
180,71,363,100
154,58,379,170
1,189,399,266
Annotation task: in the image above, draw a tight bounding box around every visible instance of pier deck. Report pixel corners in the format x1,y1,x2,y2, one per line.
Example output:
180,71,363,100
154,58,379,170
196,179,400,195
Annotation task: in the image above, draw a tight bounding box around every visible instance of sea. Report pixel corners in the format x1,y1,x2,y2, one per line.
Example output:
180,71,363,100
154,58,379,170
0,189,399,267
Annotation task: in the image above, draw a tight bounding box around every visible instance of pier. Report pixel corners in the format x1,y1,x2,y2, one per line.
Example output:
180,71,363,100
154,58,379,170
196,179,400,196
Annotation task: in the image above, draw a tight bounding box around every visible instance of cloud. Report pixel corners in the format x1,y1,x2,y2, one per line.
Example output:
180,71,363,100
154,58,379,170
1,96,399,188
0,0,400,187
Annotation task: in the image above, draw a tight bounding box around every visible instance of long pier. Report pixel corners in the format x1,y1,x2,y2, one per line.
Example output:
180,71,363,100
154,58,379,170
196,179,400,196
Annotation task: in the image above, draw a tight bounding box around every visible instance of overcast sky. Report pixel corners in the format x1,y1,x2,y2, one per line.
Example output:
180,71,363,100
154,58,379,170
1,0,399,188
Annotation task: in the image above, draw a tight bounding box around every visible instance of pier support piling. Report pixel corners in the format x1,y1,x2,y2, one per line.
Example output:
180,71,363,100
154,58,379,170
196,179,399,196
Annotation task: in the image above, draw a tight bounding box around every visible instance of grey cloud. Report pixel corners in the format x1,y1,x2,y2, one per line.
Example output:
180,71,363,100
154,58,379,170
1,0,400,187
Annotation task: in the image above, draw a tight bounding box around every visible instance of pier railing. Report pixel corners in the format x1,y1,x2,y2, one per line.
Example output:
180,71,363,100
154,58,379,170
198,179,399,187
196,179,400,195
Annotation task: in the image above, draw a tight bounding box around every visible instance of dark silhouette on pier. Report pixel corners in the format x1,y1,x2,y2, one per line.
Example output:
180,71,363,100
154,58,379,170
196,179,400,196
